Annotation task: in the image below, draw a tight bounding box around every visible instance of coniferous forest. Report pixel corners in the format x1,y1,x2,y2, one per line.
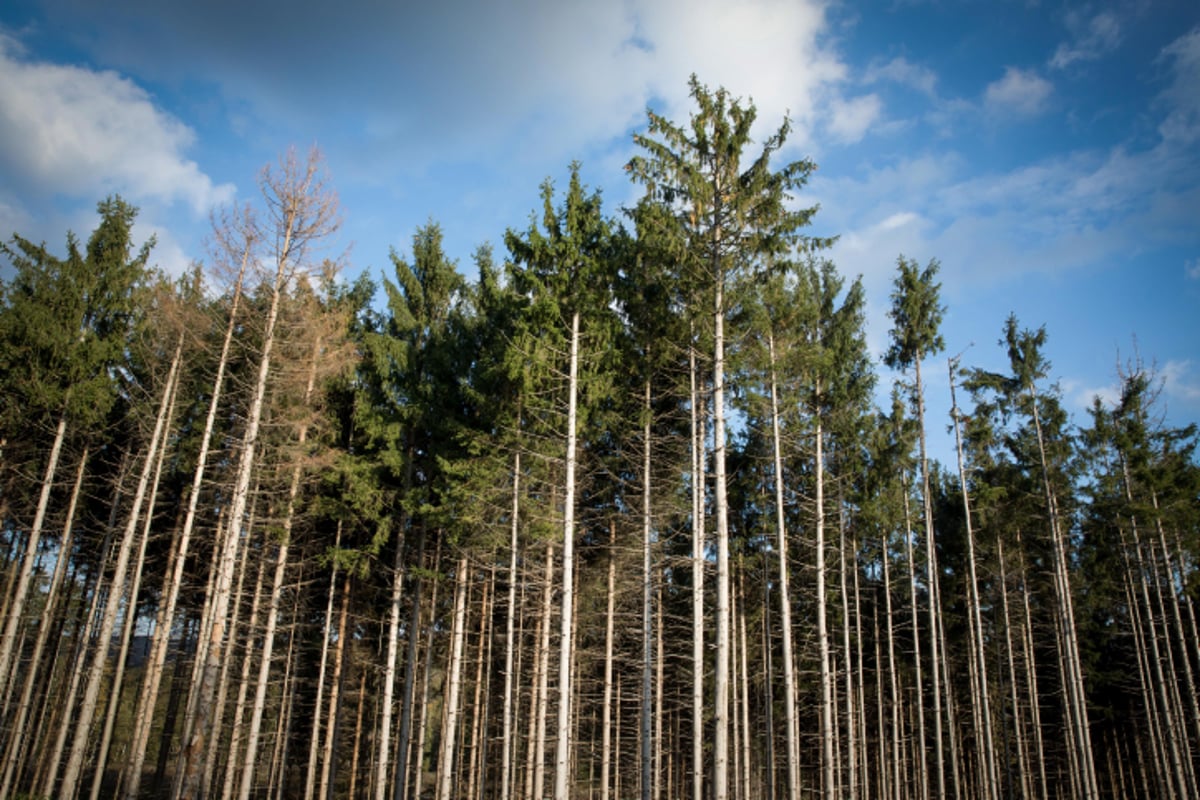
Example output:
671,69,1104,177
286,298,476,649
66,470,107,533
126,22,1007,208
1,78,1198,800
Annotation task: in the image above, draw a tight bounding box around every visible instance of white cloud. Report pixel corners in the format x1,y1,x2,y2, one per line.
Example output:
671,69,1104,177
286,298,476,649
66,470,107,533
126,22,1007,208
865,56,938,96
1187,259,1200,280
984,67,1053,117
0,33,234,214
827,94,882,143
1050,11,1122,70
1062,377,1121,414
1162,360,1200,404
35,0,846,171
1158,28,1200,145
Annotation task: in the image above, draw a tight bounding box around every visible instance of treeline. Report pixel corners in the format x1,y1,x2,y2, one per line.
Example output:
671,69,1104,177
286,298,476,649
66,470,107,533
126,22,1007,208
0,78,1197,800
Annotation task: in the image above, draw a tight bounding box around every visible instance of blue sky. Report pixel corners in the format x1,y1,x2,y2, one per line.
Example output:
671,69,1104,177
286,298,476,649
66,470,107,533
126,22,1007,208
2,0,1198,456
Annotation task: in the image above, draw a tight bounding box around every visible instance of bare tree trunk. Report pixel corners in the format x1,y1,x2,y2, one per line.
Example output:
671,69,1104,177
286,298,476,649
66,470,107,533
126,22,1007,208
815,408,835,800
881,527,903,800
203,499,260,798
949,362,999,800
179,287,277,799
376,471,412,800
437,556,470,800
306,528,342,799
60,338,182,799
767,332,800,800
689,337,706,800
95,399,176,800
713,268,731,800
350,668,368,800
411,543,441,800
532,545,555,800
737,568,752,800
222,548,268,800
0,410,68,700
852,536,869,800
1124,524,1188,798
466,568,492,800
1028,393,1098,798
901,481,929,800
553,309,581,800
395,524,427,800
642,377,654,800
841,509,859,800
0,444,88,799
38,541,108,798
240,330,322,800
603,522,616,800
123,224,252,800
268,583,302,800
319,573,352,800
911,359,947,800
997,539,1031,800
501,447,521,800
655,576,665,800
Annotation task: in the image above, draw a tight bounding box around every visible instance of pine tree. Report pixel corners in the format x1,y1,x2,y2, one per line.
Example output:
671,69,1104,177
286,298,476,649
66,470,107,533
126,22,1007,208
506,163,617,800
627,76,824,800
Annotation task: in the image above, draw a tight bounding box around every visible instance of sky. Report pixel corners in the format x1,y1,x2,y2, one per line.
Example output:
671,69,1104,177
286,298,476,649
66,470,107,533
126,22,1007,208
1,0,1198,459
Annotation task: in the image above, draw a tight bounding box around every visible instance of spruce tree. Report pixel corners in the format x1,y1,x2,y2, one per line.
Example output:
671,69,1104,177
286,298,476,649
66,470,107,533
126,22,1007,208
627,76,824,800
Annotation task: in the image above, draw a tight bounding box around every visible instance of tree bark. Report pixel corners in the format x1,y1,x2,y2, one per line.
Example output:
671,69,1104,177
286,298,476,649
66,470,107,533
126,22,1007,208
436,556,470,800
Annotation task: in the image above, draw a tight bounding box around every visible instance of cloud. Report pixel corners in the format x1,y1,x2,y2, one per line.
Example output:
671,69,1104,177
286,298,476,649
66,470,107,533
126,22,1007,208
1049,11,1121,70
1187,259,1200,280
864,56,938,96
1162,360,1200,404
1062,377,1121,413
0,32,234,214
984,67,1053,117
1158,28,1200,144
827,94,882,144
37,0,846,172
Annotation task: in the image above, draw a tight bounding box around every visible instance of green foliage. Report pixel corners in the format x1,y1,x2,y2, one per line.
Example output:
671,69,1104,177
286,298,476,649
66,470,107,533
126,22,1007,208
884,255,945,371
0,195,152,431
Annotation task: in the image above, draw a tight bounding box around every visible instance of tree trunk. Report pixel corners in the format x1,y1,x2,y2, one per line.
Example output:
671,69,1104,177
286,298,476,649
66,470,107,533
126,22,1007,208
815,408,835,800
222,548,268,800
501,447,521,800
603,522,616,800
949,361,999,800
395,524,427,800
766,331,800,800
713,261,731,800
642,377,654,800
177,274,284,800
689,336,706,800
531,544,555,800
553,309,581,800
60,337,182,799
0,410,68,700
93,390,177,800
0,444,88,800
306,530,342,800
901,480,929,800
1028,392,1098,799
437,556,470,800
123,230,251,800
319,573,352,800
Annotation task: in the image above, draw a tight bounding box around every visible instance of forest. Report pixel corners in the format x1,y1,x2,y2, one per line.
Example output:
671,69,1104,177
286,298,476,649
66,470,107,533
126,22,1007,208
0,77,1197,800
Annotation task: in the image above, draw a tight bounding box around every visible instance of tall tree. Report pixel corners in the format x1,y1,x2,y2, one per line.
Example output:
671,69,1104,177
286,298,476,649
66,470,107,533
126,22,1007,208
176,147,340,800
0,197,152,708
356,219,467,800
506,163,616,800
966,316,1100,799
884,255,947,800
627,76,824,800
